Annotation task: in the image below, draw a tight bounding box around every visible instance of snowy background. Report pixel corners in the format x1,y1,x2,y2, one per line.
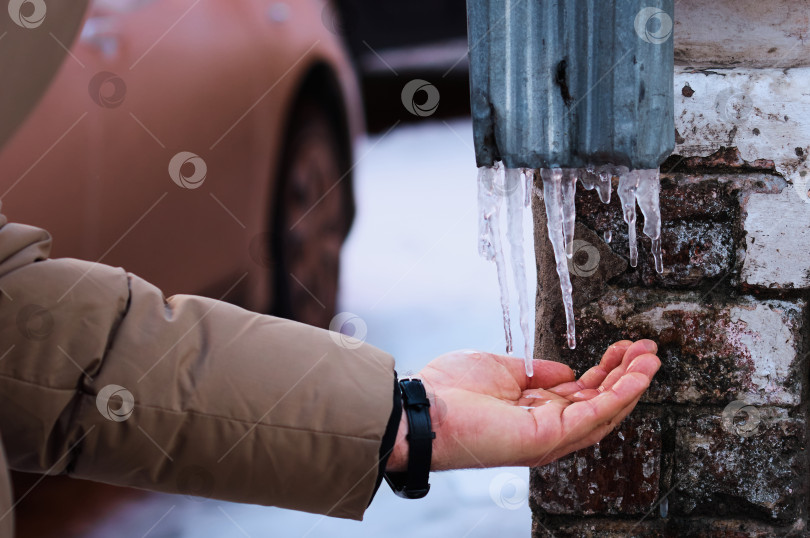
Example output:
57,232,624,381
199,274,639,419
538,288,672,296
86,119,537,538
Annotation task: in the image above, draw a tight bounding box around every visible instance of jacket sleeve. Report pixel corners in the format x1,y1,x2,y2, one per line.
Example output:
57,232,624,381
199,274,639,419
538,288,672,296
0,211,396,520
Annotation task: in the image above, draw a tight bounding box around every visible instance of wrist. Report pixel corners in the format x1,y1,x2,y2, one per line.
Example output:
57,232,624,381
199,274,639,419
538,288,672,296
385,409,409,472
386,379,446,472
383,377,435,499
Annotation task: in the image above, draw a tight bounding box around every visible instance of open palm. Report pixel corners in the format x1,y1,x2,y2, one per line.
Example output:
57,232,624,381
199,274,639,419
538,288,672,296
409,340,660,471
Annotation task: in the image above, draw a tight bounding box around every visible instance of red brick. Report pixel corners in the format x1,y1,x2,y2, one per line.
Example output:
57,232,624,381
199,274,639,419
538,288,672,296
531,410,661,516
532,517,805,537
670,412,806,522
552,290,804,406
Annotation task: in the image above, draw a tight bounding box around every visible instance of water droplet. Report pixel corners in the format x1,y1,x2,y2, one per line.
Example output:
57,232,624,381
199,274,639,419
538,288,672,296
659,497,669,518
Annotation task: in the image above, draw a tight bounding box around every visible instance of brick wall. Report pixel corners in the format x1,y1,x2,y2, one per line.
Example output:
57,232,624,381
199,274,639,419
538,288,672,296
530,160,809,536
528,3,810,532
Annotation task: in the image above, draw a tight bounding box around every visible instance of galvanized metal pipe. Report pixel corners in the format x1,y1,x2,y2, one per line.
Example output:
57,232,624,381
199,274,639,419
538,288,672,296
467,0,675,170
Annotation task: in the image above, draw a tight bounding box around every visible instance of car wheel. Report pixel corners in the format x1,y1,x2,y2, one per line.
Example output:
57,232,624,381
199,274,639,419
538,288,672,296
271,98,353,329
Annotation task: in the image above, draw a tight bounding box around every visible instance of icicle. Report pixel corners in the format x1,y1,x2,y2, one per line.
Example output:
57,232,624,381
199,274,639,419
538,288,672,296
524,169,533,207
581,166,614,207
477,166,495,260
579,166,599,191
530,165,662,350
540,168,577,349
477,164,513,354
560,169,578,258
617,168,664,273
651,238,663,273
580,168,597,192
596,168,612,204
596,165,626,204
636,169,664,274
505,167,534,377
618,170,640,267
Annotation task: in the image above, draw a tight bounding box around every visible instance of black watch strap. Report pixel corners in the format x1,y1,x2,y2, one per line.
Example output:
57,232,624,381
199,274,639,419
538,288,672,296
384,378,435,499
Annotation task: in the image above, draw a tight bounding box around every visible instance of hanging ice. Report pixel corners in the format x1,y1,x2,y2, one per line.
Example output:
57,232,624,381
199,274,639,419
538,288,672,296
477,164,513,356
478,163,534,376
479,163,664,354
523,169,533,207
581,166,614,204
505,168,533,377
540,168,577,350
560,169,578,258
618,170,640,267
635,169,664,274
617,169,664,273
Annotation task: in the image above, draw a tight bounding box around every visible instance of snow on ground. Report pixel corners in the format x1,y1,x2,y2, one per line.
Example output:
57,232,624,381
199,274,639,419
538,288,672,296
86,118,536,538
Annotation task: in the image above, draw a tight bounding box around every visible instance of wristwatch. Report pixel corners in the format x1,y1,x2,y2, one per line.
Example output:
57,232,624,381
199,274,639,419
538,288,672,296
384,378,435,499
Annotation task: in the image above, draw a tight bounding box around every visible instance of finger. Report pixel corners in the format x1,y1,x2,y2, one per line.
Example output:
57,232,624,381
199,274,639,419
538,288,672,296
600,340,634,371
543,381,583,397
540,397,642,465
527,359,577,389
567,351,661,402
523,393,638,467
557,395,642,456
572,340,634,388
560,367,658,442
544,341,632,397
625,352,662,379
490,353,576,390
598,340,658,391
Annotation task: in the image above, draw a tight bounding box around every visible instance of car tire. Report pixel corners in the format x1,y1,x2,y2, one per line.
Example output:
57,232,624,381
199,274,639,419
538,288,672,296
271,97,353,329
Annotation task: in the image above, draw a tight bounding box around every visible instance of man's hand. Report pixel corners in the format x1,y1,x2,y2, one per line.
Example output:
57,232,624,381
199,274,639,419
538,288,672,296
386,340,660,472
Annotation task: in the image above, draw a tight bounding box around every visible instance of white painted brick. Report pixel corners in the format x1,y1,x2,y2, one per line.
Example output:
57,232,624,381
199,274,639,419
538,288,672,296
674,67,810,204
742,188,810,288
676,0,810,68
728,300,803,406
593,292,804,406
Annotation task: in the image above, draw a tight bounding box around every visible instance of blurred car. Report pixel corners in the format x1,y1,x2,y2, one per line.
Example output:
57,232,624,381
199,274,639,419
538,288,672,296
0,0,363,330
